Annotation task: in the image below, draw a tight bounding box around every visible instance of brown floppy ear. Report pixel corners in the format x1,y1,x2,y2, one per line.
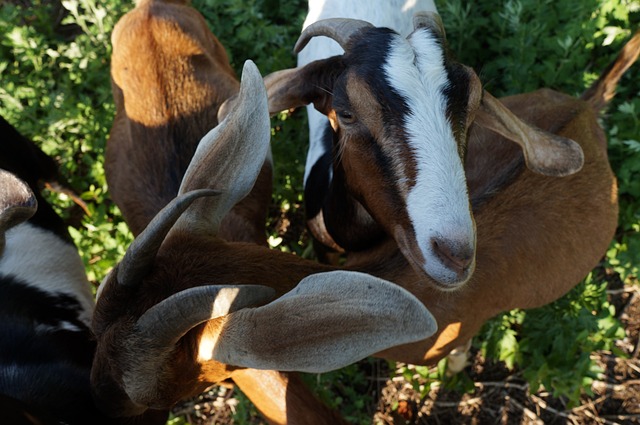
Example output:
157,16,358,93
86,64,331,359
210,270,437,373
220,57,344,121
475,90,584,177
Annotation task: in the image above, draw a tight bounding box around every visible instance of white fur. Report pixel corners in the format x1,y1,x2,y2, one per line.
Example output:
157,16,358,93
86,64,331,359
299,0,438,185
0,223,94,326
384,31,474,285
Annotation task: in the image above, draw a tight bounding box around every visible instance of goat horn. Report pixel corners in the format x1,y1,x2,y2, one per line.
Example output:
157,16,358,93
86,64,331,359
134,285,276,347
117,189,220,287
294,18,374,54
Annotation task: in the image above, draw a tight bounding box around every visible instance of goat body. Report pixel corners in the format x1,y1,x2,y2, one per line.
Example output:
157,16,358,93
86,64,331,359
265,8,638,378
370,86,620,363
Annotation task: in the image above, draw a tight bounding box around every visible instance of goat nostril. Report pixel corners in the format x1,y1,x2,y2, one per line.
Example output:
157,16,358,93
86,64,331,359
431,237,474,274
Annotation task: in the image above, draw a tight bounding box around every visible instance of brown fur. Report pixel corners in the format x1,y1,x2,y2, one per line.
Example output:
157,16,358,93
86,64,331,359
91,232,345,423
264,30,634,368
99,2,635,422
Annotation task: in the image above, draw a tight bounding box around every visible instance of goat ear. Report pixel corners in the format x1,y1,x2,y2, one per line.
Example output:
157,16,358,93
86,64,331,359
264,56,344,117
173,60,271,235
210,271,437,373
475,91,584,177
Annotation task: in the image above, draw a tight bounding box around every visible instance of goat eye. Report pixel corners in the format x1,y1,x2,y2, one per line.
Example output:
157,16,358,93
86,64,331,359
338,110,356,124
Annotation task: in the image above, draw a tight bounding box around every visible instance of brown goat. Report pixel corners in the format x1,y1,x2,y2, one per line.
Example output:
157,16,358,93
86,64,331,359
263,15,639,370
106,0,270,243
93,1,437,423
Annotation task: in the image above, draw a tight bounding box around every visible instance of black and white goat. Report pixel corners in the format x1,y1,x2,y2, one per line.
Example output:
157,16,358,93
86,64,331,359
0,116,166,425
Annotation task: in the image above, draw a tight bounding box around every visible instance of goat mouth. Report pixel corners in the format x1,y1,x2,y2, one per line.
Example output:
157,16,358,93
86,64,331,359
394,226,474,291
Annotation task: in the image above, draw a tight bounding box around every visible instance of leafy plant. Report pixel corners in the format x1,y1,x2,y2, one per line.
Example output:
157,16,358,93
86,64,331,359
302,362,377,425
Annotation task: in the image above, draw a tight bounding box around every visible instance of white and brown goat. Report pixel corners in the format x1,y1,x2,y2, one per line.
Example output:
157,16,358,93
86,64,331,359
264,14,639,368
91,1,437,423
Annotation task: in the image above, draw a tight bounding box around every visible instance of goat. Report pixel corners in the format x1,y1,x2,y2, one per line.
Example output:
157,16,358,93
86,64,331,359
106,0,271,244
295,0,444,266
0,117,166,425
92,1,437,420
263,13,639,370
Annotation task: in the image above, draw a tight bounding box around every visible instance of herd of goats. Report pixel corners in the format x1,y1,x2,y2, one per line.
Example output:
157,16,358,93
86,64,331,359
1,0,639,423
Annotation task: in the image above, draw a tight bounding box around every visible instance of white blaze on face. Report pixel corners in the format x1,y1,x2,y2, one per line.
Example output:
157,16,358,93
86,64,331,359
383,30,475,285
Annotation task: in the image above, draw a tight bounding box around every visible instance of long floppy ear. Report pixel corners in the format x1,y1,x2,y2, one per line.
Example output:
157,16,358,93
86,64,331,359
475,91,584,177
0,169,37,254
173,60,271,236
210,271,437,373
221,56,345,121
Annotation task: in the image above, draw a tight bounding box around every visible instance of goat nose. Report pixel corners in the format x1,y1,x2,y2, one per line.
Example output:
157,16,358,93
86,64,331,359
430,237,474,275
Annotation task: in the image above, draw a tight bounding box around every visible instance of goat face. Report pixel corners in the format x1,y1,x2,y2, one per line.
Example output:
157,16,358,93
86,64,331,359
267,16,481,290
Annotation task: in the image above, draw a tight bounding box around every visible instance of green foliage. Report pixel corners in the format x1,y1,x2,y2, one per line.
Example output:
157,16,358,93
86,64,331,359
439,0,638,95
606,96,640,283
301,362,376,425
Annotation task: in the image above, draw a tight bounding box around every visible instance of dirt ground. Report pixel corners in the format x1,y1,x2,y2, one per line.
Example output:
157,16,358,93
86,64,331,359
173,277,640,425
